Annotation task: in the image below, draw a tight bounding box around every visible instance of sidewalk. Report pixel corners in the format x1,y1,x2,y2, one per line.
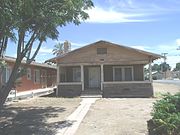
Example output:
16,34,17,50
56,98,98,135
6,87,56,101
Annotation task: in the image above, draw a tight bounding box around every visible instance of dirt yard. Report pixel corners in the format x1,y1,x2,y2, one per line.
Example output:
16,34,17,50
153,82,180,95
0,97,81,135
75,82,180,135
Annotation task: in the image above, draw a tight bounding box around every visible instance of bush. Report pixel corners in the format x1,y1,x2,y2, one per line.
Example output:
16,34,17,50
148,93,180,135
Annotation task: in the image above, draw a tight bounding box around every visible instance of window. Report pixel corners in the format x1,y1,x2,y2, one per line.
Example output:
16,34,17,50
97,48,107,54
41,70,47,83
34,69,40,83
113,66,133,81
3,67,11,83
73,67,81,82
27,68,31,80
1,67,11,84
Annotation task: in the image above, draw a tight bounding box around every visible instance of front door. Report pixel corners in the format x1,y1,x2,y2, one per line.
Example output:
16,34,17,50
88,67,100,88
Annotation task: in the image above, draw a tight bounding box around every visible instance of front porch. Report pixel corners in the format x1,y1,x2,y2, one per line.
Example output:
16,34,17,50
56,63,153,98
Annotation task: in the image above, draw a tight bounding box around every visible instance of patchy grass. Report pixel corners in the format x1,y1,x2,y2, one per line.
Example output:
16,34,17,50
0,97,81,135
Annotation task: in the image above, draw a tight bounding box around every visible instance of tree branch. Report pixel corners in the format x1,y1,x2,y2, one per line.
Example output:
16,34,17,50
26,39,43,64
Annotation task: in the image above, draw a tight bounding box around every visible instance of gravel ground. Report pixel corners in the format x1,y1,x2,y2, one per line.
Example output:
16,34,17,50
75,82,180,135
0,97,81,135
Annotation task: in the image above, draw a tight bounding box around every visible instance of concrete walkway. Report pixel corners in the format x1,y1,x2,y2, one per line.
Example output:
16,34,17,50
56,98,98,135
6,87,55,102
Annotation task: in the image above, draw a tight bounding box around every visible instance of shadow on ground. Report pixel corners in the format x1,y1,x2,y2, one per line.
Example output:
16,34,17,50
0,106,73,135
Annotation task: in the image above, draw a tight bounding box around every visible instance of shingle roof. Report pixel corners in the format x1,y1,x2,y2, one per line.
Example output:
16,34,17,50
0,56,56,69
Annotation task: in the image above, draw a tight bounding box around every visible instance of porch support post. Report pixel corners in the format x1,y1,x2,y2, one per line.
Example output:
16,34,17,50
81,65,84,91
149,57,152,82
56,64,60,96
101,64,104,91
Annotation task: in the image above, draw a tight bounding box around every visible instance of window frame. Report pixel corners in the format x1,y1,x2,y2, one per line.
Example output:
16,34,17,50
5,67,11,83
97,48,107,55
41,69,47,84
27,68,31,80
34,69,40,84
113,66,134,81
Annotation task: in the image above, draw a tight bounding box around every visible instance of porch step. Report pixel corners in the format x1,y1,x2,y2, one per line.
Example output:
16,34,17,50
81,90,102,98
81,95,102,98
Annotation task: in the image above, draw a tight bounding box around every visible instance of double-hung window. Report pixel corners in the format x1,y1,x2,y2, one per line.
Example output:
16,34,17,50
113,66,134,81
2,67,11,83
27,68,31,80
34,69,40,83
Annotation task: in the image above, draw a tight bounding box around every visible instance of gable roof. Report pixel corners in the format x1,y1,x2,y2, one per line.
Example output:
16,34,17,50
47,40,162,63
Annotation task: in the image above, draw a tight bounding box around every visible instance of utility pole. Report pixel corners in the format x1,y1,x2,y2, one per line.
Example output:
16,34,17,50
161,53,168,79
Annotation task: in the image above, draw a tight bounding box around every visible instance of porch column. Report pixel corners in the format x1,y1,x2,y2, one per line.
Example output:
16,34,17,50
149,57,152,82
101,64,104,91
56,64,60,96
81,65,84,91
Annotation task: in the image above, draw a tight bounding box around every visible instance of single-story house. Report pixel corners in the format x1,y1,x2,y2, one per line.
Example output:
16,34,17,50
49,40,161,98
0,56,57,92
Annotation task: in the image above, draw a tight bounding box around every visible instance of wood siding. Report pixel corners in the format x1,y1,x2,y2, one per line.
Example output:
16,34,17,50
57,42,150,65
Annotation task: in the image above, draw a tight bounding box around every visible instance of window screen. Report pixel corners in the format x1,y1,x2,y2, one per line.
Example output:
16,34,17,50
73,67,81,82
114,68,122,81
124,67,132,81
97,48,107,54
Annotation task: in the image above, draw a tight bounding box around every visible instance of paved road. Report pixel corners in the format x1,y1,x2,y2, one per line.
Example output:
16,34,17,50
154,80,180,86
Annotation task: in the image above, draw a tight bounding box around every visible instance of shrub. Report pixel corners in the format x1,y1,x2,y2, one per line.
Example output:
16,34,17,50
148,93,180,135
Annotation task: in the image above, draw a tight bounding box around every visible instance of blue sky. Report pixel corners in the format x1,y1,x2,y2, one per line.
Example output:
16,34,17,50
6,0,180,68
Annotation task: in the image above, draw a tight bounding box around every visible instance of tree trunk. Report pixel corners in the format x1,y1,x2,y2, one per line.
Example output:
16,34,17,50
0,58,21,109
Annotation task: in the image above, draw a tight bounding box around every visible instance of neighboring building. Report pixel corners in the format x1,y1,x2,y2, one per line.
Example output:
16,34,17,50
0,56,57,92
49,40,161,98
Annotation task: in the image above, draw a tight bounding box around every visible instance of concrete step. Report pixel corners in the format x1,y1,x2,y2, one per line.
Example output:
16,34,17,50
80,94,102,98
81,90,102,98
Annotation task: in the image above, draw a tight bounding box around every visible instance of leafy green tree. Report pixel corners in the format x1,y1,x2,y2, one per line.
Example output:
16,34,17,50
0,0,93,107
174,63,180,71
160,62,171,72
152,64,161,72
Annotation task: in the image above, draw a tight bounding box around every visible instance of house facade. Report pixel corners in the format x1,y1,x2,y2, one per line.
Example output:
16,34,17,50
0,56,57,92
50,40,161,98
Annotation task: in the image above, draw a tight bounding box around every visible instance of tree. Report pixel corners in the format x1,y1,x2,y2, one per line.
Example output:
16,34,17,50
52,43,64,56
52,41,71,56
160,62,171,72
174,63,180,71
0,0,93,107
152,64,161,72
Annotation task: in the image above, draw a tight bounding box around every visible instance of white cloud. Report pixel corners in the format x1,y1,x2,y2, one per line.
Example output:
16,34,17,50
176,39,180,46
32,46,53,54
85,6,152,23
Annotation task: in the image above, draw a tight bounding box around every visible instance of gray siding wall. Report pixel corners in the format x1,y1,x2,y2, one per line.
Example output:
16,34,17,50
103,82,153,98
57,84,82,97
133,65,144,81
104,64,144,82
